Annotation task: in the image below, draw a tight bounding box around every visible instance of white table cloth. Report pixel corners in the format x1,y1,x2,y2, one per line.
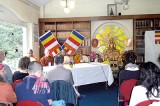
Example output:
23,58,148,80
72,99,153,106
43,62,114,86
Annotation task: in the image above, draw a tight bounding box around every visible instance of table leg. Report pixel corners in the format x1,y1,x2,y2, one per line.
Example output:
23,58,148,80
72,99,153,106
105,82,108,89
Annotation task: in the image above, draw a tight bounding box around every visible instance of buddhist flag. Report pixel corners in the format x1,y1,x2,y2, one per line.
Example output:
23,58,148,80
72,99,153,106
155,31,160,44
62,30,85,55
40,30,62,56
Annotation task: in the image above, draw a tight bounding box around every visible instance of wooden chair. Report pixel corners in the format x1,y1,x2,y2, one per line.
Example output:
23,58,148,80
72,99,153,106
136,100,160,106
16,100,44,106
119,79,138,106
12,79,23,91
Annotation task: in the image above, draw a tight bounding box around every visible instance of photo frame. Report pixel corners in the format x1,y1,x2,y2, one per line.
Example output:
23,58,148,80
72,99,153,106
107,4,117,16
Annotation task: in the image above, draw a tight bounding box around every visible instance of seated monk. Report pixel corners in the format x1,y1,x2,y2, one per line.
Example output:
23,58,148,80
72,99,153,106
74,49,83,63
28,49,39,62
40,49,54,66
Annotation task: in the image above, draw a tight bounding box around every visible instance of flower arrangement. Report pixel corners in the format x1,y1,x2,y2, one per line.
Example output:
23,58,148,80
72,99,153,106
68,61,73,65
68,56,74,68
90,51,96,61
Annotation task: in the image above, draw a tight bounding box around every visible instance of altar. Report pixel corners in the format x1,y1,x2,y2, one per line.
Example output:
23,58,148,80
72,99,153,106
43,62,114,87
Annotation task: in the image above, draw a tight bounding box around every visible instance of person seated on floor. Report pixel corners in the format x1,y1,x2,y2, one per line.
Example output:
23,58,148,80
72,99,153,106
28,49,39,62
12,56,30,83
45,55,74,85
119,50,140,85
0,51,13,84
15,61,53,106
129,62,160,106
0,63,17,105
40,49,54,66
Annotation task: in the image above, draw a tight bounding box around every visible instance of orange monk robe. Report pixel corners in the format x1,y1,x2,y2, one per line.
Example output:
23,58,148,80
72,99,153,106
40,56,54,66
30,56,40,62
74,54,81,63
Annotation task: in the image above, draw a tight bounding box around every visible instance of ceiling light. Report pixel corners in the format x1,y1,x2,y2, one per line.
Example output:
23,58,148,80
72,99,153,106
61,0,75,13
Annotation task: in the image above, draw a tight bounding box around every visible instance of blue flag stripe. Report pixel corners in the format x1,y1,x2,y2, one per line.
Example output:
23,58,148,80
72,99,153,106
40,31,52,42
61,45,65,49
72,30,85,41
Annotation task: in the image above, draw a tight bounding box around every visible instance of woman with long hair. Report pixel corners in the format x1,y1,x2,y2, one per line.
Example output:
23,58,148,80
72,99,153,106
129,62,160,106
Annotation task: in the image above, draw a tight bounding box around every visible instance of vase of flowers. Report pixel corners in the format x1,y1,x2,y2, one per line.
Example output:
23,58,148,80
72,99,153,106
68,61,73,68
90,51,96,62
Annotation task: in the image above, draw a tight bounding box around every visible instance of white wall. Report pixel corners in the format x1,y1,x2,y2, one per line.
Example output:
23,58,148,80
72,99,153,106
41,0,160,18
0,0,40,57
118,0,160,15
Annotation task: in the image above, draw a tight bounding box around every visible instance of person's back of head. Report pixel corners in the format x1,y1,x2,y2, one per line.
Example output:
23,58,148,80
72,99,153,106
125,50,137,64
54,55,64,65
28,61,42,76
138,61,160,98
18,56,30,70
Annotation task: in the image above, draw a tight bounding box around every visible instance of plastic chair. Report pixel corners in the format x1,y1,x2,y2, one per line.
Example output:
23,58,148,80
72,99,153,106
16,100,44,106
12,79,23,91
119,79,138,106
136,99,160,106
51,80,77,106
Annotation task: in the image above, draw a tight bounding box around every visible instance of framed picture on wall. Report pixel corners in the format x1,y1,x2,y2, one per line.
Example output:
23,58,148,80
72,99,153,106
107,4,117,16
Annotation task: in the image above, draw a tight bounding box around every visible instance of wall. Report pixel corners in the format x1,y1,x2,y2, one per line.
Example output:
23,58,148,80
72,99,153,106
0,0,40,57
41,0,160,18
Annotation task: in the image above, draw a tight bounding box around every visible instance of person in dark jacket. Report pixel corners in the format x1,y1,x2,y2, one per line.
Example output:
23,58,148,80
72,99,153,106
12,56,30,82
119,50,140,85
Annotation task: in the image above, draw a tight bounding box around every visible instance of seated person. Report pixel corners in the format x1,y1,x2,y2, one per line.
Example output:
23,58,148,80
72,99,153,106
15,61,53,106
45,55,80,97
0,64,17,105
0,51,13,84
59,49,70,64
12,56,30,82
45,55,74,85
28,49,39,62
40,49,54,66
119,50,140,85
129,62,160,106
74,49,86,63
108,38,116,50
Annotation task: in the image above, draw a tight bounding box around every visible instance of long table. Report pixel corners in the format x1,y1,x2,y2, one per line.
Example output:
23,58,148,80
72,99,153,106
43,62,114,87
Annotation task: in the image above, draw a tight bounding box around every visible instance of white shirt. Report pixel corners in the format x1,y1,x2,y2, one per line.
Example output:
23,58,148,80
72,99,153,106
129,86,160,106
